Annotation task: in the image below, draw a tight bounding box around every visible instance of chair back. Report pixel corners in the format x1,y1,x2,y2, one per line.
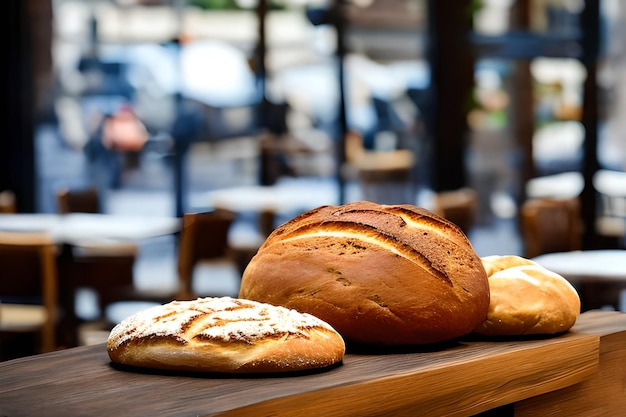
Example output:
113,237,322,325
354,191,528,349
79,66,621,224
0,190,16,213
177,209,236,299
520,197,583,258
433,187,477,235
56,187,100,214
0,232,58,353
54,187,139,346
593,169,626,242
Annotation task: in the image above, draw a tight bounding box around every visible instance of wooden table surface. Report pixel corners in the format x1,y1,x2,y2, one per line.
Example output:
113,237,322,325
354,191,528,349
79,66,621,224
2,311,625,417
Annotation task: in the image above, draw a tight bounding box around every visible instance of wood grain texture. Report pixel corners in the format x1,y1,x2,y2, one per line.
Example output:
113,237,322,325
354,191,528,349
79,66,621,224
515,310,626,417
216,335,597,417
0,311,620,417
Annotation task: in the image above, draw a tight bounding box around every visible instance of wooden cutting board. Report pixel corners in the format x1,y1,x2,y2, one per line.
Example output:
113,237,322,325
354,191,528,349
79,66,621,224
1,310,624,417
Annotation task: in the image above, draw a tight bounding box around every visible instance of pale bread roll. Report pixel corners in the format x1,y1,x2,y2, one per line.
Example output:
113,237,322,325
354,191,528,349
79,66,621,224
107,297,345,373
475,255,581,336
239,201,490,346
480,254,537,277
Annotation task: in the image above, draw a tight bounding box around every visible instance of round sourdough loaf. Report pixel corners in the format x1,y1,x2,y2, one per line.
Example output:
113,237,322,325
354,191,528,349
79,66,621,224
239,201,490,345
474,255,581,336
107,297,345,373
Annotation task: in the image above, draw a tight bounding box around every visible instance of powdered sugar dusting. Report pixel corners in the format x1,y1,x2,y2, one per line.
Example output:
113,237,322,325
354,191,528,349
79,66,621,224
108,297,336,348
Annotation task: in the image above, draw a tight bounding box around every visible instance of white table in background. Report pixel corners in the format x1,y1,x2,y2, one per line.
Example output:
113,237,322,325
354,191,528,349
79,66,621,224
0,213,180,245
207,180,339,236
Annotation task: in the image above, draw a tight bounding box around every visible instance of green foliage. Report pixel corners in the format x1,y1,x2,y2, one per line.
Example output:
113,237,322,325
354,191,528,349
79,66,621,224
466,0,483,27
189,0,288,10
467,0,483,16
189,0,243,10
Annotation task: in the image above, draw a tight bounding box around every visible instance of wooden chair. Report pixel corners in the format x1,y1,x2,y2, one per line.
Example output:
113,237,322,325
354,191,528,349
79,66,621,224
54,185,139,257
56,186,100,214
433,187,478,235
0,190,16,213
55,186,139,253
53,186,139,346
176,209,237,300
519,197,583,259
593,169,626,247
0,232,58,358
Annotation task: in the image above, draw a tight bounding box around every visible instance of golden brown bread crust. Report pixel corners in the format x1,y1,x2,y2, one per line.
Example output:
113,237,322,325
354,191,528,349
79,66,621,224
107,297,345,373
474,255,581,336
239,201,490,345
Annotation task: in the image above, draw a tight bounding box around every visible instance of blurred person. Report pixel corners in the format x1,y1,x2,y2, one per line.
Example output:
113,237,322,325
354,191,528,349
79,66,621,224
101,104,149,152
84,105,149,191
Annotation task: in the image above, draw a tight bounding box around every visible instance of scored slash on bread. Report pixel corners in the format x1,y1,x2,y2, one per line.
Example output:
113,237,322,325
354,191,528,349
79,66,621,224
107,297,346,374
272,208,458,285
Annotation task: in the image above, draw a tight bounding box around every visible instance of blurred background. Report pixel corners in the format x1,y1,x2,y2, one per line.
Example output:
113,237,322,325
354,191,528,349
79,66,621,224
3,0,626,353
